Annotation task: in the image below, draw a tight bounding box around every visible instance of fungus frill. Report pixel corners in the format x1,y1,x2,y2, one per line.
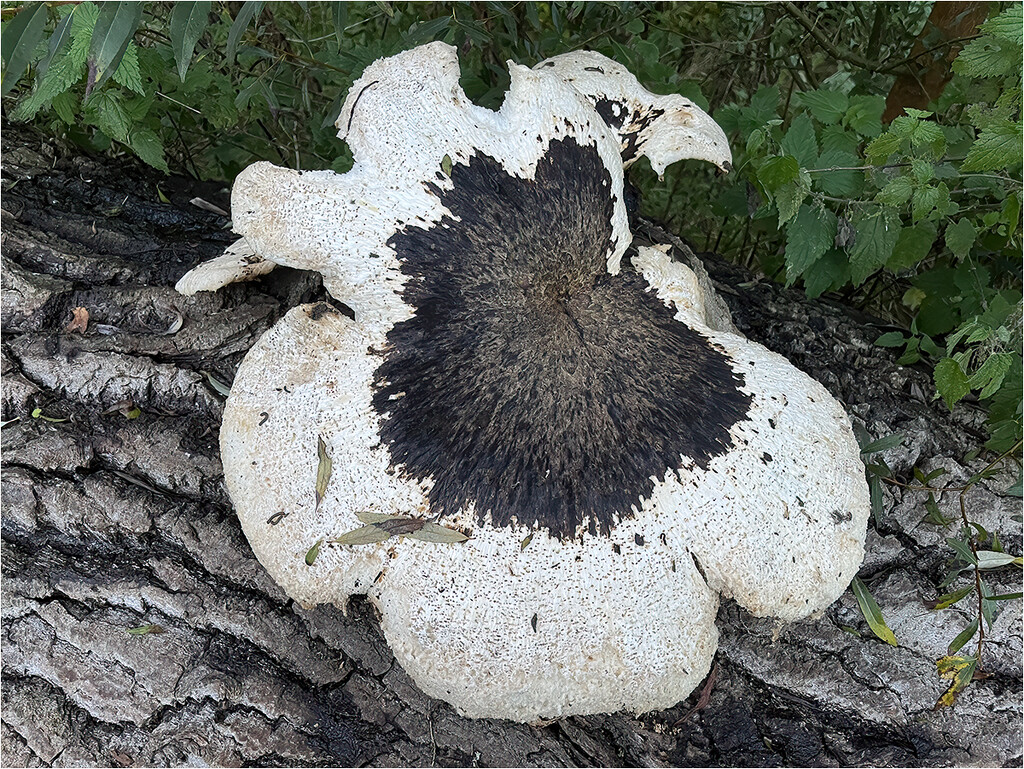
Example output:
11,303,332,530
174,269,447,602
177,42,870,722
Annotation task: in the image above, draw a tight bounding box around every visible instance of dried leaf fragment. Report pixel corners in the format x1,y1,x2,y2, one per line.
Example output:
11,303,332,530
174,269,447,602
66,306,89,333
127,624,165,636
441,153,453,176
305,538,323,566
520,532,534,551
333,515,469,546
934,654,978,709
315,435,332,510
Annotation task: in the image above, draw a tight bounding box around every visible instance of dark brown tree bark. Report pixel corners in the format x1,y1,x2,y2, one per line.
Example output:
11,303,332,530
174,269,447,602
2,125,1021,767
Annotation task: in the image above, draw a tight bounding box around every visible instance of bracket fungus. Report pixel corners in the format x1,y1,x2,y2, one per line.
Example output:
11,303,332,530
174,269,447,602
178,42,870,722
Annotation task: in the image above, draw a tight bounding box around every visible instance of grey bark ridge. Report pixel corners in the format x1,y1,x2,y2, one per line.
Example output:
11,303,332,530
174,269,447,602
2,126,1022,767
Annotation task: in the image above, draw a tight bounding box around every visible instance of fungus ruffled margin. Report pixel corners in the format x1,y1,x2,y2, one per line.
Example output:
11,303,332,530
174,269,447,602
177,42,870,722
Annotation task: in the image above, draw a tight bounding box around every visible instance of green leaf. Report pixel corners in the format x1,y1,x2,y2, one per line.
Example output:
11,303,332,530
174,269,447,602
127,624,165,636
851,577,899,647
315,435,332,510
305,538,323,566
860,432,905,455
757,155,800,192
975,550,1020,569
1,2,48,95
331,2,348,45
354,511,403,525
934,358,971,410
796,89,848,124
520,532,534,551
981,5,1022,47
128,127,168,172
780,113,818,167
944,219,977,259
814,149,862,197
227,1,263,63
30,408,68,423
866,130,904,163
775,172,810,226
947,620,980,655
801,248,849,299
784,204,837,280
954,37,1019,79
969,352,1014,398
987,591,1024,601
845,95,884,137
441,153,453,176
876,176,913,207
932,584,975,610
887,222,936,272
89,89,131,141
170,1,211,82
962,120,1024,172
945,536,978,566
34,8,73,84
87,2,142,97
849,207,901,285
874,332,906,347
111,40,144,94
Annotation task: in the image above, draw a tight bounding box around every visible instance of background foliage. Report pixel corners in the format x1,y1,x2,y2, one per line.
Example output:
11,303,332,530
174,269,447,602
3,0,1022,704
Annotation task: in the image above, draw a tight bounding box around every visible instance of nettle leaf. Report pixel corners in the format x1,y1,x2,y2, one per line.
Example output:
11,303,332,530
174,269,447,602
796,89,848,125
888,222,937,272
875,331,906,347
170,1,212,82
954,37,1020,79
944,219,977,258
876,176,913,207
962,119,1024,172
112,41,144,95
89,89,131,141
934,358,971,410
845,94,885,138
814,149,862,197
851,577,899,647
780,113,818,167
801,249,850,299
774,171,810,226
128,128,168,172
784,204,837,281
981,4,1022,47
86,2,142,96
849,207,901,285
1,2,48,96
970,352,1015,399
757,155,800,192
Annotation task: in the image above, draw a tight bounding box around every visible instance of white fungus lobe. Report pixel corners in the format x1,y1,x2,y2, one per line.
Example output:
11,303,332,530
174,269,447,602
178,43,870,722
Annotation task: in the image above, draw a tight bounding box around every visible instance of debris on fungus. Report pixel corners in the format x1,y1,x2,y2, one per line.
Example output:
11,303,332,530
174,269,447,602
177,42,870,722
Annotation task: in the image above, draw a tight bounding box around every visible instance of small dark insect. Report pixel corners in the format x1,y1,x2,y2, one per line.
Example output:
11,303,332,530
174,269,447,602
635,534,645,546
259,411,269,425
612,543,621,555
267,511,289,525
584,66,604,73
530,613,538,632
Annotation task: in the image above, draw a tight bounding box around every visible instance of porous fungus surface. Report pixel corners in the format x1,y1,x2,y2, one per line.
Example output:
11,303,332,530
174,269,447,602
178,42,870,722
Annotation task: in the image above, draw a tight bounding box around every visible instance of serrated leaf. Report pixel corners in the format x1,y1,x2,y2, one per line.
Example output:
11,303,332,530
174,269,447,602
866,130,904,163
784,204,837,280
954,37,1019,79
334,524,391,545
1,2,48,96
944,219,977,259
962,120,1023,172
845,94,884,137
876,176,914,207
888,222,936,272
86,2,142,97
406,522,470,543
814,149,862,197
127,624,165,636
112,40,144,94
128,128,168,172
775,178,810,227
849,207,901,285
305,538,323,565
981,5,1022,47
860,432,905,455
796,89,848,124
780,113,818,167
757,155,800,192
315,435,332,510
851,577,899,647
934,358,971,410
970,352,1014,398
170,1,211,82
227,1,263,63
89,89,131,141
931,584,975,610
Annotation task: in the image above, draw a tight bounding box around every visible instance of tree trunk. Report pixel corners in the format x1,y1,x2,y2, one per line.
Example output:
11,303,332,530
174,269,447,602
2,125,1021,768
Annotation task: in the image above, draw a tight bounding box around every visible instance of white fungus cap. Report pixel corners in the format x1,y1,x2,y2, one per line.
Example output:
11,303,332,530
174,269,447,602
178,43,870,722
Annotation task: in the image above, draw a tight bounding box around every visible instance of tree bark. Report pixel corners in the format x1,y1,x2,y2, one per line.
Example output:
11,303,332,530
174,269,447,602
2,125,1021,768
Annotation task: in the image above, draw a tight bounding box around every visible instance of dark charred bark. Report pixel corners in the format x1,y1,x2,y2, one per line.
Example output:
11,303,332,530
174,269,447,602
2,126,1021,768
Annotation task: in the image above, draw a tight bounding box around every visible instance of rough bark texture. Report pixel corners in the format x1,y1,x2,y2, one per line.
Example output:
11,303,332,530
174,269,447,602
2,126,1022,768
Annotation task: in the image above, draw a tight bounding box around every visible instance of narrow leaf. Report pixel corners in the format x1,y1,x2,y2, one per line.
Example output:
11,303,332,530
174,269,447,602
86,2,142,97
127,624,165,636
315,435,332,510
35,9,74,84
331,3,348,45
975,550,1018,569
354,511,403,525
333,525,391,545
170,1,211,82
406,522,470,543
986,592,1023,601
1,2,48,95
945,537,978,565
851,577,899,646
946,619,979,655
860,432,905,455
226,0,262,63
930,584,975,610
305,538,323,565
